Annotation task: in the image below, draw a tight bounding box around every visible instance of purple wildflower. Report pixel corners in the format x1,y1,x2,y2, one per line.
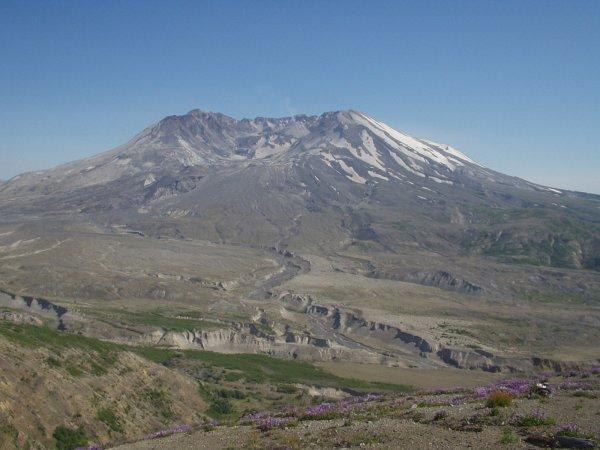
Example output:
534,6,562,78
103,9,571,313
240,411,270,424
555,423,579,436
473,378,533,398
422,386,469,395
257,416,294,431
146,424,191,440
304,402,333,416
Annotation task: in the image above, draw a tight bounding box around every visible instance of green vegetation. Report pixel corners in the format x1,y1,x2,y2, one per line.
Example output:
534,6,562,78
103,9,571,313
0,321,412,395
222,371,244,382
134,345,411,392
196,382,213,401
486,391,513,408
141,388,173,421
197,384,242,419
338,430,385,446
0,321,119,353
572,390,598,399
438,323,476,338
130,346,175,365
52,426,88,450
432,410,448,421
0,321,120,377
515,413,556,427
66,365,84,377
180,350,411,392
0,423,18,442
254,322,275,335
276,384,299,394
90,360,108,376
89,307,225,332
519,289,589,305
46,355,61,368
96,408,123,433
216,388,247,400
390,219,412,231
499,428,519,444
207,397,234,418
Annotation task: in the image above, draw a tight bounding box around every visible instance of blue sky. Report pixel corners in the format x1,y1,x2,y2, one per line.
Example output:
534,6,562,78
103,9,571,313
1,1,599,193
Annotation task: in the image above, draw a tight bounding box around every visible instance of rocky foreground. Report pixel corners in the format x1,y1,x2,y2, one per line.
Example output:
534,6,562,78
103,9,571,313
107,369,600,450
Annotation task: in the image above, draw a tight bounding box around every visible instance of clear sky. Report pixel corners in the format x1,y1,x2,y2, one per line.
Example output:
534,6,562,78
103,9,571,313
1,1,599,193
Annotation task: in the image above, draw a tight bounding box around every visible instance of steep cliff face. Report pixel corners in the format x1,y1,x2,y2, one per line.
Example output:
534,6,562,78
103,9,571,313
436,348,587,373
1,286,589,373
142,325,388,364
305,304,439,354
0,289,68,318
367,270,484,294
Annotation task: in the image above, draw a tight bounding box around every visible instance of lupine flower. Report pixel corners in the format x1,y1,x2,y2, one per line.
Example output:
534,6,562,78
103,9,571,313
474,379,533,398
240,411,270,424
512,409,555,427
551,378,599,391
555,423,579,436
303,402,336,419
256,416,294,431
422,386,469,395
240,411,295,430
147,424,191,440
279,405,299,417
450,394,473,406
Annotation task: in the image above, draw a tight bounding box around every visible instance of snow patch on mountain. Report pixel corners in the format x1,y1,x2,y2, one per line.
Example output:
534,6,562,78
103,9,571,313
337,159,366,184
368,170,389,181
390,152,426,178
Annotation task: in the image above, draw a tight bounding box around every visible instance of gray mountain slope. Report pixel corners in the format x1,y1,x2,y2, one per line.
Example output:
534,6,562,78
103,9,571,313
2,109,599,275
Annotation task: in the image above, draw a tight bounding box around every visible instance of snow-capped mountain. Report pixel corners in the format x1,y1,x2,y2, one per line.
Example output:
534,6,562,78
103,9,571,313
1,109,496,192
1,109,599,271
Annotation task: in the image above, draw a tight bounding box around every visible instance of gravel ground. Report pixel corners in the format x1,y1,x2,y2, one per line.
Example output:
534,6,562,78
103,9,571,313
113,419,524,449
113,375,600,450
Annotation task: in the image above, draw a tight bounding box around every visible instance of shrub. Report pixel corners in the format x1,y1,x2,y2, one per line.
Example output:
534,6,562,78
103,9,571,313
46,356,61,368
141,388,174,420
96,408,123,433
222,371,243,382
432,410,448,421
301,403,339,421
514,411,556,427
208,398,233,417
66,365,84,377
217,388,246,399
572,390,597,399
90,361,108,376
0,424,18,440
276,384,298,394
197,383,212,401
499,428,519,444
486,391,513,408
555,423,579,437
52,426,88,450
